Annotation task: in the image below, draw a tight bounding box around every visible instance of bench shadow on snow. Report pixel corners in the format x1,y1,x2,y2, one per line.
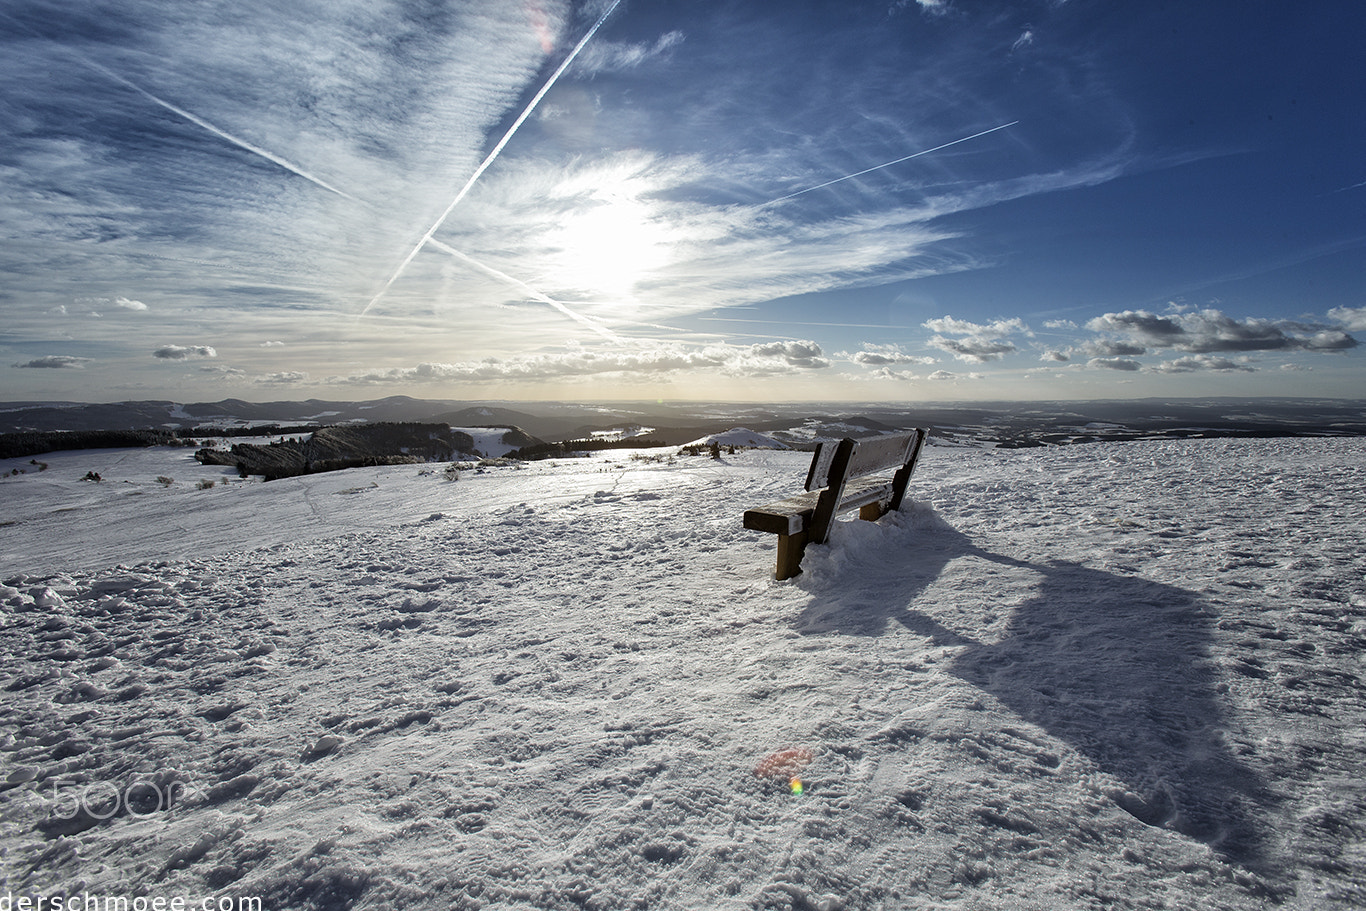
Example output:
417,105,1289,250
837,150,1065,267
791,504,1278,874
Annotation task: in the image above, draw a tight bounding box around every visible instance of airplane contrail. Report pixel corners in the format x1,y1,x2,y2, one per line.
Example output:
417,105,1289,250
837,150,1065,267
360,0,623,319
103,70,360,202
0,10,358,202
762,121,1020,206
426,239,619,340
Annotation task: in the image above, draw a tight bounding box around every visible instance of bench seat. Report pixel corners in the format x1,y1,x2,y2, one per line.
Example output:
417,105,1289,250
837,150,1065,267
743,476,895,536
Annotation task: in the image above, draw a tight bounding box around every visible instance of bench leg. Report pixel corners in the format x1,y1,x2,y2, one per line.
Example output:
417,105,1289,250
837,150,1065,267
859,502,885,521
775,531,809,580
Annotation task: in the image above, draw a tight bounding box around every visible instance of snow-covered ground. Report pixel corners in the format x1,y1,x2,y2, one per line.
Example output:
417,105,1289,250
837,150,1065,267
2,438,1364,909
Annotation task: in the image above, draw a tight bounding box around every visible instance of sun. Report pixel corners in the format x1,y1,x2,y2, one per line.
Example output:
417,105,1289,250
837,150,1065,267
548,189,671,300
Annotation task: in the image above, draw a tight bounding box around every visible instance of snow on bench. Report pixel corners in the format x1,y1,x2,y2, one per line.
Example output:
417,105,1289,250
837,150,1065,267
743,429,927,580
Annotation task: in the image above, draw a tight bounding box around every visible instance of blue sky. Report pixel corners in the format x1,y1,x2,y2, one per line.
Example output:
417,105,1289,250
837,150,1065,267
2,0,1363,403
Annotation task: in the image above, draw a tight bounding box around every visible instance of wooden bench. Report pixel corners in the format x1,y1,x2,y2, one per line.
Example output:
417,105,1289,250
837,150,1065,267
744,429,928,580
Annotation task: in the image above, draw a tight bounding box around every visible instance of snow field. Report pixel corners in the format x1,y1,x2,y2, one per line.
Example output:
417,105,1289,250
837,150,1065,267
1,438,1364,909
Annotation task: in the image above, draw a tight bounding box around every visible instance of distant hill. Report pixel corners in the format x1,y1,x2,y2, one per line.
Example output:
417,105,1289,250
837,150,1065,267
195,423,470,480
1,396,1362,447
684,428,790,449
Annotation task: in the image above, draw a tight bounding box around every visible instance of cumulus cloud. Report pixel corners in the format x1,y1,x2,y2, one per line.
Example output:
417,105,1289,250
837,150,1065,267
115,297,148,311
330,341,831,386
1043,319,1077,330
922,314,1029,362
153,344,217,360
1087,357,1142,372
748,340,829,369
1039,350,1069,362
1087,308,1358,354
260,340,286,347
1152,355,1256,373
1083,339,1147,357
255,371,309,385
922,316,1029,338
848,344,937,367
929,336,1017,363
863,366,922,381
13,355,90,369
1328,306,1366,331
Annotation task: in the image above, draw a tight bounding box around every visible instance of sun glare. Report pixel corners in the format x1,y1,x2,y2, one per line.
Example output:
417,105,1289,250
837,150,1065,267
549,191,671,300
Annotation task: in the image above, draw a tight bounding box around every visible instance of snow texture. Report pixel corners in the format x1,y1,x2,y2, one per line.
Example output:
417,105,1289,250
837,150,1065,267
2,438,1364,909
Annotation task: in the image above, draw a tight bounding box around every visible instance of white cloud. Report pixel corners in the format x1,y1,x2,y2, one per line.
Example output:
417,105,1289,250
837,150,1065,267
1039,350,1069,362
906,0,949,14
153,345,217,360
255,371,309,385
261,340,286,347
929,336,1017,363
848,344,937,367
924,369,984,382
13,355,90,369
1328,306,1366,331
920,315,1029,363
1152,355,1256,374
864,366,923,381
1087,357,1142,372
1043,319,1077,330
922,316,1030,338
75,296,148,312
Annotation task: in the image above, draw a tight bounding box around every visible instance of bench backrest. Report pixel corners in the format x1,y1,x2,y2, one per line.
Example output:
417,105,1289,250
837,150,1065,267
804,430,922,491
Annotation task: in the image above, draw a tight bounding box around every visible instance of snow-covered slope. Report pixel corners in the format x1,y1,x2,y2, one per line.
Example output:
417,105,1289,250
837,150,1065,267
685,428,790,450
2,438,1364,909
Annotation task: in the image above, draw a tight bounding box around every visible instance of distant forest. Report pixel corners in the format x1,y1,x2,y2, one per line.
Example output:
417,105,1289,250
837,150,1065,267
0,429,188,460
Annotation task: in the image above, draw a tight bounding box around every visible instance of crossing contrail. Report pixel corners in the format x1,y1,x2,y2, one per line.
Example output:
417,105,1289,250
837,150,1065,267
763,121,1020,206
360,0,623,319
426,239,619,340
